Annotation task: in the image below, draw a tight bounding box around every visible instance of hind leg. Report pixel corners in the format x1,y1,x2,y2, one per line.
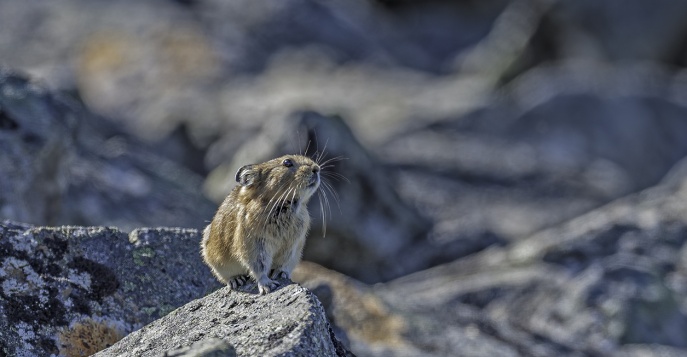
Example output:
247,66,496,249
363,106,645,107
208,260,248,289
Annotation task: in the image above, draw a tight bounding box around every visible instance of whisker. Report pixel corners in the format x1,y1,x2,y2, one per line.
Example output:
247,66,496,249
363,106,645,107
279,187,296,217
316,138,330,165
321,171,350,183
283,186,296,208
322,180,342,213
318,190,327,237
319,156,348,167
289,185,298,209
264,184,293,227
297,130,303,156
320,182,333,219
313,130,320,162
304,138,312,157
324,181,342,216
320,170,346,177
265,180,292,215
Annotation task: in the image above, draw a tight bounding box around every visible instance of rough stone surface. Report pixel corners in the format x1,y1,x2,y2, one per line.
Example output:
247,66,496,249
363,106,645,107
95,282,349,357
368,162,687,356
163,338,237,357
0,69,215,231
382,63,687,245
0,222,220,357
292,262,407,355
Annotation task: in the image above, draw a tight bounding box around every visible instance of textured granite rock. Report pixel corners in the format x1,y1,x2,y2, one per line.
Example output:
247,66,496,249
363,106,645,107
95,282,351,357
163,338,237,357
0,222,220,357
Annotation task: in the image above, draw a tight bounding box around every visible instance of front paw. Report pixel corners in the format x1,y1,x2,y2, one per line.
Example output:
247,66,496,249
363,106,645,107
228,275,249,290
257,277,280,295
270,269,290,280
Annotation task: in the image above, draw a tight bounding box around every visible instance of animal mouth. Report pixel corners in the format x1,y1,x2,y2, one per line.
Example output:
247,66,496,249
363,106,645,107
306,174,320,188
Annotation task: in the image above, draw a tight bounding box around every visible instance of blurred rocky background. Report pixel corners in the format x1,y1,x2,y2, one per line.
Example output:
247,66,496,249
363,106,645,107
3,0,687,355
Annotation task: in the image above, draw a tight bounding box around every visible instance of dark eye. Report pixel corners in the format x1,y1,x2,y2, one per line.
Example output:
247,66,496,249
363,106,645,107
282,159,293,167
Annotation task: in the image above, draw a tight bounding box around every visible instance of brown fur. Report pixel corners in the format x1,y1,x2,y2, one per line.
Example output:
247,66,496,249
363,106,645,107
201,155,320,294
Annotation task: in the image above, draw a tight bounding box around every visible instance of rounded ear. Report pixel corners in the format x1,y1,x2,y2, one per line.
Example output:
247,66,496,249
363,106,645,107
235,164,256,186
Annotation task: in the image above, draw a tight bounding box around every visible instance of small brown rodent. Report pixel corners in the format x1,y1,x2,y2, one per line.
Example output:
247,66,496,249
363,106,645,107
201,155,321,294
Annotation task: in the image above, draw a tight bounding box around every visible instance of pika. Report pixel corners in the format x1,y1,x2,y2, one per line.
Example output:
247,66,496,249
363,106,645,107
201,155,321,294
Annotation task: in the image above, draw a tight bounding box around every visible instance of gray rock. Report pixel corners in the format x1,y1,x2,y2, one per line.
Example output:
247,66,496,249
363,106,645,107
0,0,496,147
382,63,687,246
373,162,687,356
95,282,351,357
196,0,506,74
0,221,220,357
205,111,431,283
294,261,559,357
0,69,216,231
0,68,76,225
0,0,222,143
613,344,687,357
292,262,407,356
554,0,687,62
163,338,236,357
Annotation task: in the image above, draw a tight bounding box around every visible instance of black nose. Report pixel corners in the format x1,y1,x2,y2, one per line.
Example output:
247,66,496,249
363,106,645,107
312,165,320,174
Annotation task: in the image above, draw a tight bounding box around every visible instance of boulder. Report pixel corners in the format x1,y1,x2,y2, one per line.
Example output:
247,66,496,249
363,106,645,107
0,0,222,143
0,221,220,356
0,0,495,147
294,261,550,357
95,281,352,357
552,0,687,62
0,69,216,231
292,261,407,355
381,62,687,245
371,158,687,356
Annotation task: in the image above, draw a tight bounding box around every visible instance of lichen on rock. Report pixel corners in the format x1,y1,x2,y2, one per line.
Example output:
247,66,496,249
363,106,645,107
0,222,220,356
57,318,126,357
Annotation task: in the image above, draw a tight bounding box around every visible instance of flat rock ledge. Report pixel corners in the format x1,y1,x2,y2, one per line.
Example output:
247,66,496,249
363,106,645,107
95,280,352,357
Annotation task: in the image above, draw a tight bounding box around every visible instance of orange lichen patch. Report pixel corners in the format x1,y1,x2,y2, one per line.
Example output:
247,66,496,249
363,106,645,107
57,318,125,357
293,261,407,346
